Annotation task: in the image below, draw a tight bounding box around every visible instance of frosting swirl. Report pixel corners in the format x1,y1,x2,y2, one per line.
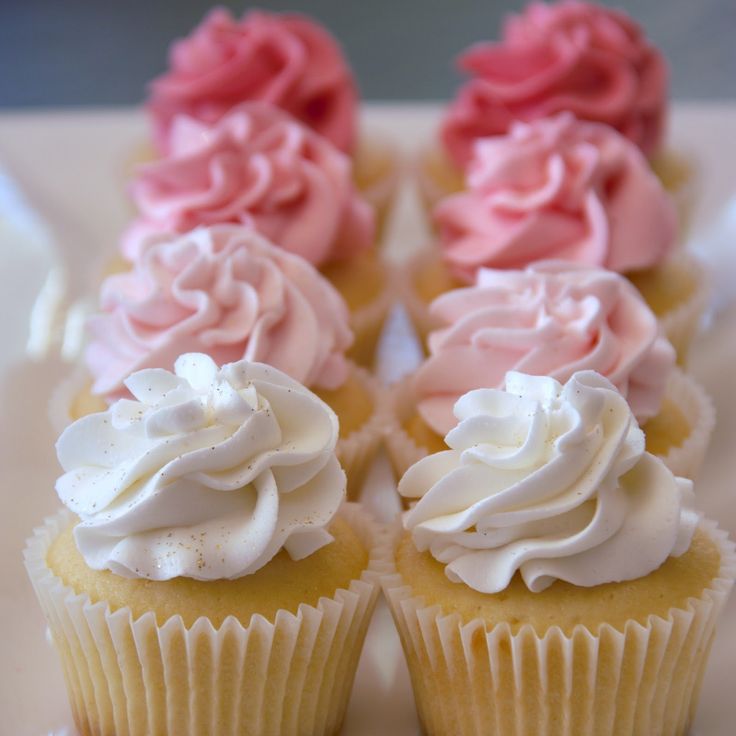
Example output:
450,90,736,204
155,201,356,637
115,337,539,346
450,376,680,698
148,8,358,154
442,0,668,166
413,261,675,435
88,225,352,398
435,113,676,281
123,102,374,265
56,354,345,581
400,371,698,593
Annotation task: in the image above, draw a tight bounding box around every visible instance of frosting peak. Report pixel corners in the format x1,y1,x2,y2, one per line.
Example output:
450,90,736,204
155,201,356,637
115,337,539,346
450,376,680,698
148,8,358,154
413,261,675,435
124,102,374,265
442,0,668,166
435,113,676,280
87,225,353,398
56,354,345,581
401,371,698,593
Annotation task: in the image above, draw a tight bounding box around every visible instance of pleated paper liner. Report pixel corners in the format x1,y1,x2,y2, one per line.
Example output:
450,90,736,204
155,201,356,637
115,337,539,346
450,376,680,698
650,148,700,244
24,503,385,736
380,518,736,736
384,368,713,492
395,248,452,350
49,362,389,502
629,251,709,366
352,130,403,247
330,364,392,501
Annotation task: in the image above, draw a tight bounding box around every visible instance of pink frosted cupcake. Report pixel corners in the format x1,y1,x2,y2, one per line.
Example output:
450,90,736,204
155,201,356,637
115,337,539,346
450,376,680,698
57,225,386,499
389,261,713,483
141,7,399,235
405,113,706,362
124,102,393,367
418,0,694,228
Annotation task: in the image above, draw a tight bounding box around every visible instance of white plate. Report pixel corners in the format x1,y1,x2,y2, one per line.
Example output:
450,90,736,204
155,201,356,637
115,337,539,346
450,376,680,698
1,104,735,735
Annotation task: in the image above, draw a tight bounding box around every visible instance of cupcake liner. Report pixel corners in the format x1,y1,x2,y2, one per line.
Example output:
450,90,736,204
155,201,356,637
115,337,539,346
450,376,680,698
385,369,714,490
396,248,449,350
346,261,400,369
630,251,709,366
353,131,402,246
24,502,383,736
338,364,392,501
48,362,92,436
651,148,699,244
380,518,736,736
383,376,428,488
659,253,709,366
414,143,463,220
656,368,715,481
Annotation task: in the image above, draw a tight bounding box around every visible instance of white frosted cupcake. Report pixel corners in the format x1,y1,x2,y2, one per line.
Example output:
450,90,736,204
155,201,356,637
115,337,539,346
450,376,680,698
54,225,387,499
388,262,713,483
28,354,382,736
382,371,735,736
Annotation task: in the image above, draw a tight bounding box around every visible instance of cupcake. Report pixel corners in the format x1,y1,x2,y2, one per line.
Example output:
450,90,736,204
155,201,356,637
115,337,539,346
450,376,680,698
405,113,706,362
144,7,399,234
26,354,383,736
123,103,393,368
58,225,386,499
381,370,735,736
389,261,713,482
419,0,694,226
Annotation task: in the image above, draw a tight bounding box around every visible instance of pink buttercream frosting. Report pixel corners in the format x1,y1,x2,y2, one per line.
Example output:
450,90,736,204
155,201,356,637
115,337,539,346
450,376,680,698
87,225,353,398
435,113,676,282
413,261,675,435
442,0,668,167
148,7,358,154
123,102,374,265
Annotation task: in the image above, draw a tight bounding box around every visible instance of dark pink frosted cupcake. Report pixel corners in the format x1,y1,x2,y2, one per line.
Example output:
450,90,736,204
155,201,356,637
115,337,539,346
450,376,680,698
418,0,694,229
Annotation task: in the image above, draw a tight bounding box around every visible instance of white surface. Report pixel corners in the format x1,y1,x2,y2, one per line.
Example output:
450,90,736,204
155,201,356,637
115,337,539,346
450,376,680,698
0,104,735,735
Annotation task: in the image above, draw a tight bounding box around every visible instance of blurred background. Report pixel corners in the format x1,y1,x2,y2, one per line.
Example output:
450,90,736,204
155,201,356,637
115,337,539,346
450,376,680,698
1,0,734,108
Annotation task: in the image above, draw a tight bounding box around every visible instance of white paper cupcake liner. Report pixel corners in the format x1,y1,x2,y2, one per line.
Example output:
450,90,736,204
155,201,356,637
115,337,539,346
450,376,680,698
338,364,391,501
630,251,709,366
651,147,699,245
346,262,400,369
24,502,384,736
383,376,428,488
396,248,448,349
656,368,715,480
354,130,403,246
48,362,92,435
414,143,463,219
380,518,736,736
385,369,714,489
660,253,709,366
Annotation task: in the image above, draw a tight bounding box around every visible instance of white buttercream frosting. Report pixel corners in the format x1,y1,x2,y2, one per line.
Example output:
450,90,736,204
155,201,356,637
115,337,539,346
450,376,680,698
400,370,698,594
55,353,345,581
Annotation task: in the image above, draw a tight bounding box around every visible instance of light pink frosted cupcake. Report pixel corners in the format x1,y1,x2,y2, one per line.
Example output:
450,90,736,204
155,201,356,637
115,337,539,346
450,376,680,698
141,7,399,234
123,102,393,366
405,113,706,362
418,0,694,229
389,261,713,483
58,225,387,499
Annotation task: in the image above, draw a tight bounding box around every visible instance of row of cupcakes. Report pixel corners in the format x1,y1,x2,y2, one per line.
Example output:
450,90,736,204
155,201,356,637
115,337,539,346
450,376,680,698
27,2,734,733
54,1,712,503
28,355,734,735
